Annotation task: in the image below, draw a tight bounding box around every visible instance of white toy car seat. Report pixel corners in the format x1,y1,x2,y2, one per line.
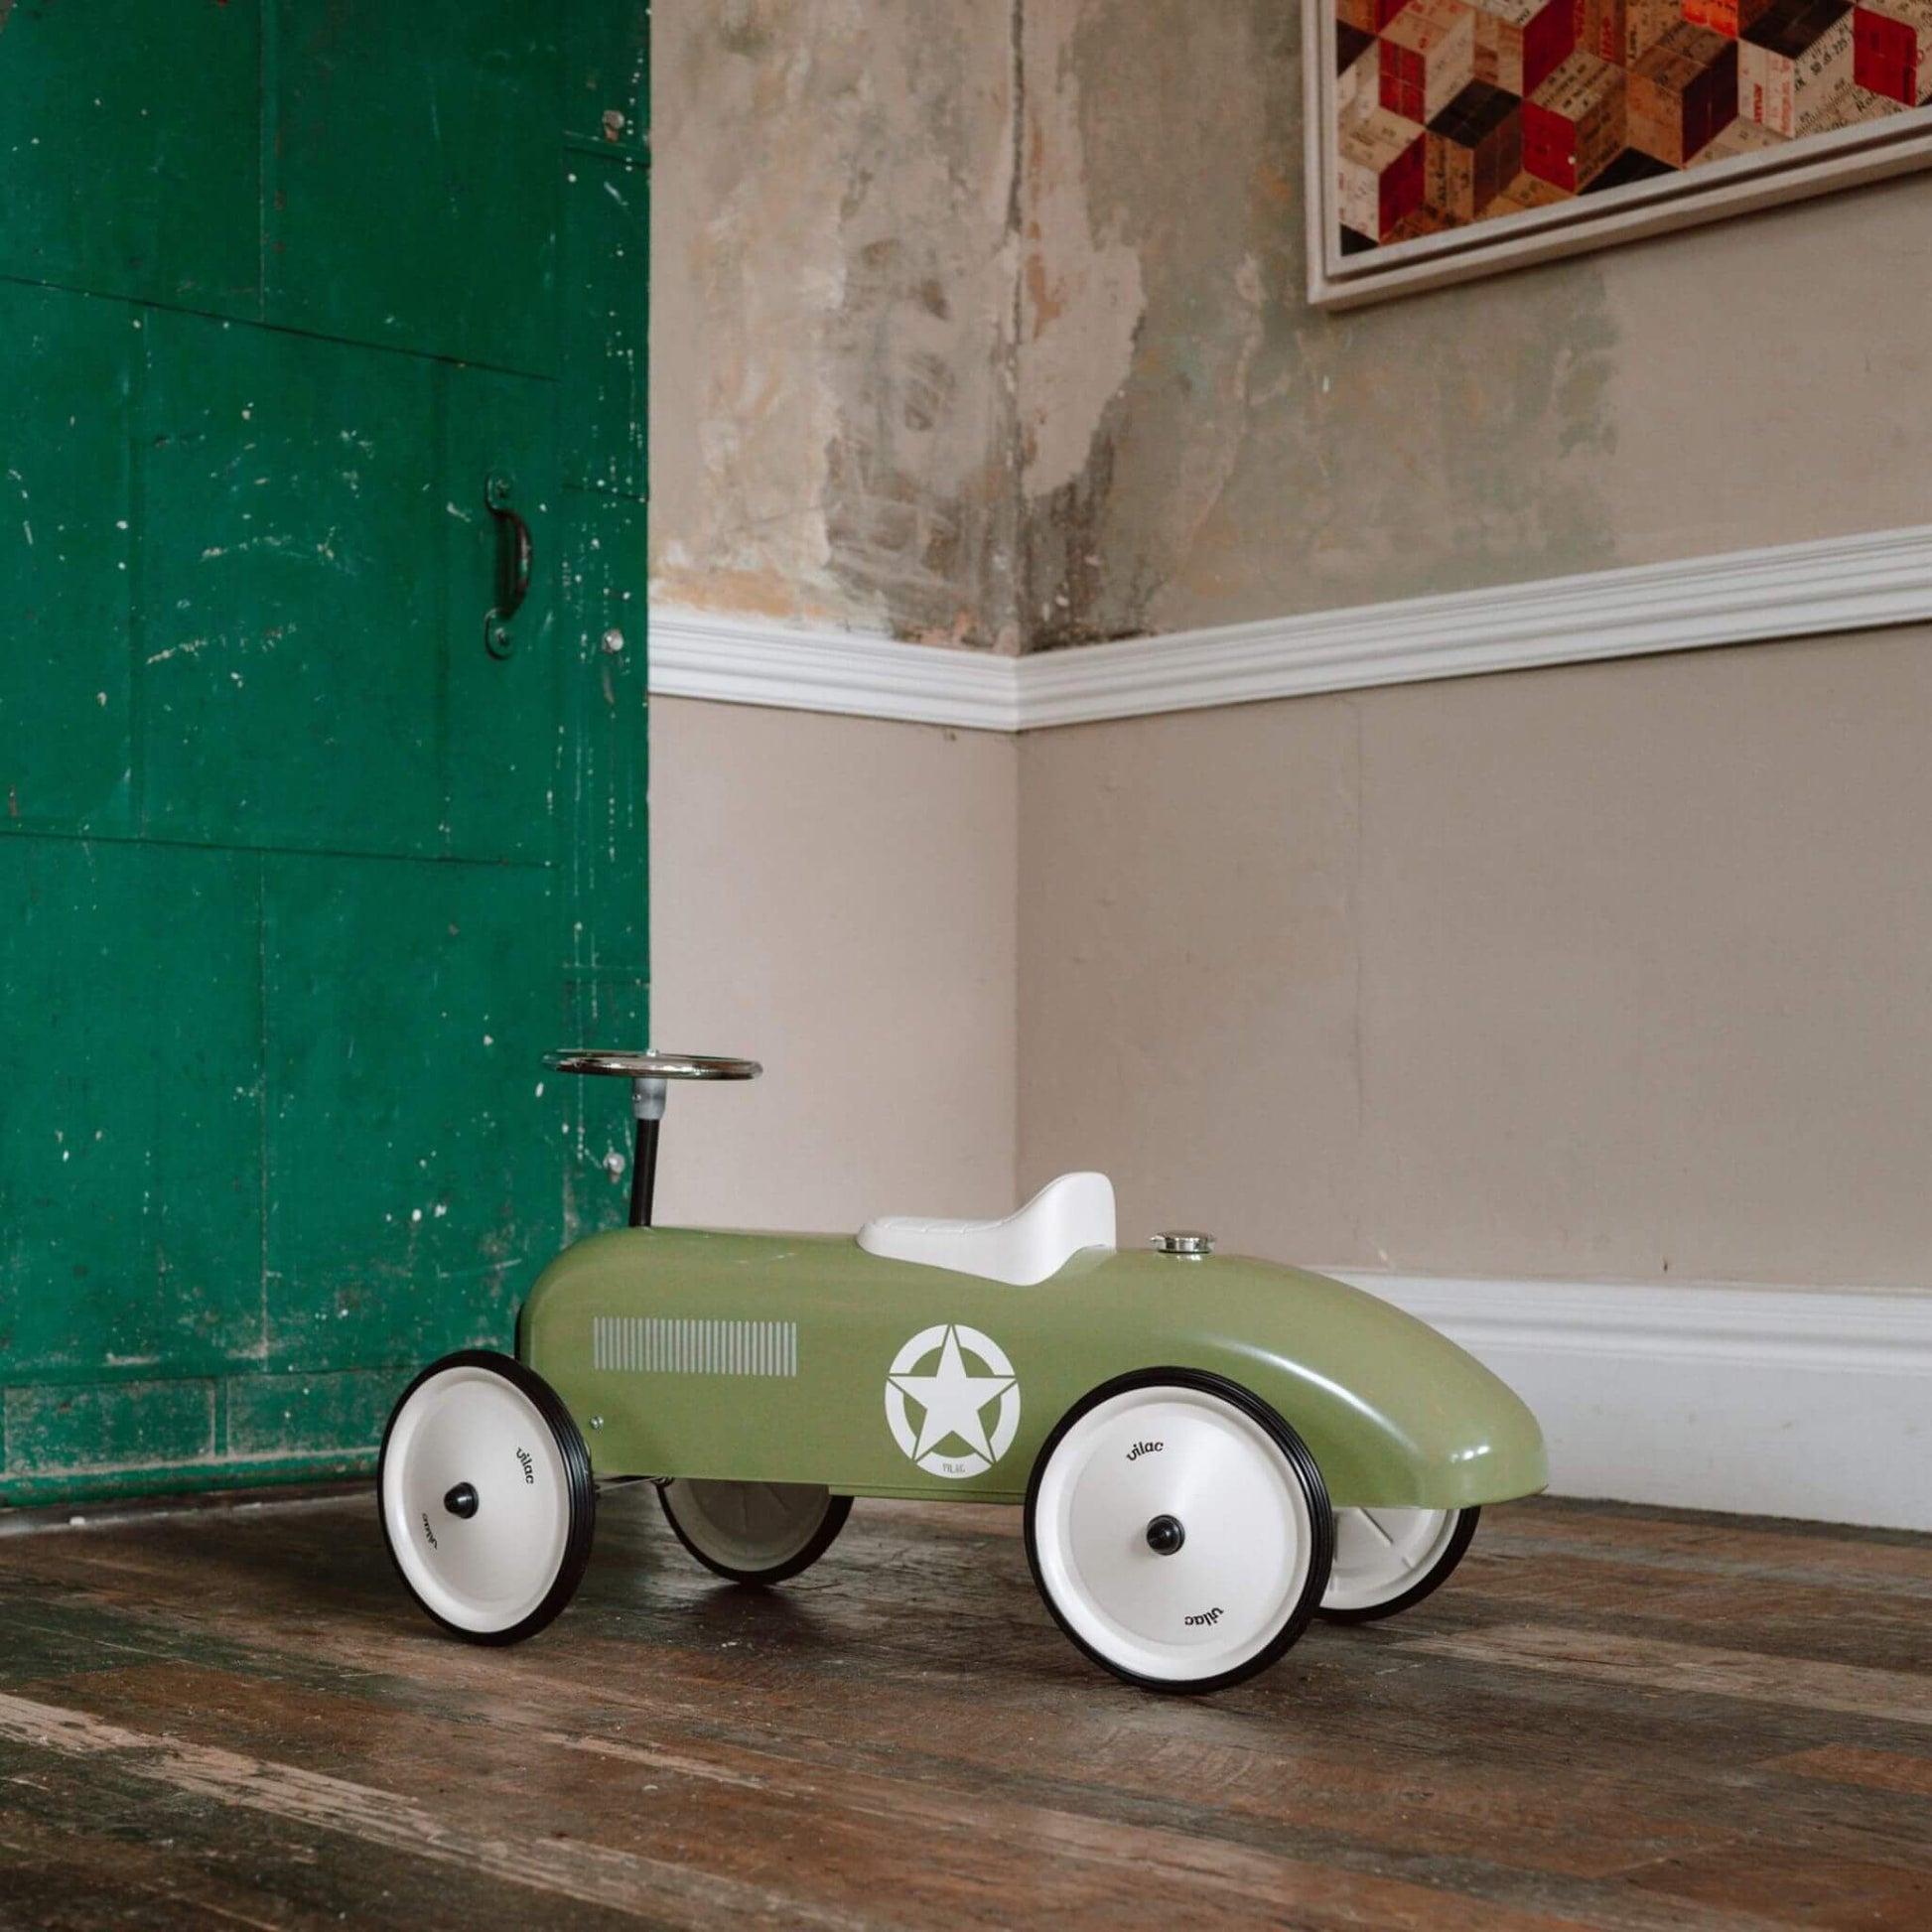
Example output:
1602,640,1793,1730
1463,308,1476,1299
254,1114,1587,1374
857,1173,1117,1287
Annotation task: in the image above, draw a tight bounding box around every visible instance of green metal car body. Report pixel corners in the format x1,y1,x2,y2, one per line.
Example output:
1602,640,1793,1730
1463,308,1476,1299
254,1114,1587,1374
520,1227,1548,1511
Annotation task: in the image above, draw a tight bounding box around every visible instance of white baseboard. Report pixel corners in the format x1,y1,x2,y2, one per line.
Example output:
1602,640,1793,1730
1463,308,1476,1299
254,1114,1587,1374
650,521,1932,733
1334,1273,1932,1532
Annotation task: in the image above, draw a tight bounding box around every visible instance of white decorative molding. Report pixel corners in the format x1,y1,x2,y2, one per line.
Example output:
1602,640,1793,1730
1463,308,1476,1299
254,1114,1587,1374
650,522,1932,733
1335,1272,1932,1533
1016,522,1932,728
647,607,1020,732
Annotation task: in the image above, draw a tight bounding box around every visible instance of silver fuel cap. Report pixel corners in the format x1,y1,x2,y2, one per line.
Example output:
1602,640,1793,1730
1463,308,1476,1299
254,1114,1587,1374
1151,1230,1215,1258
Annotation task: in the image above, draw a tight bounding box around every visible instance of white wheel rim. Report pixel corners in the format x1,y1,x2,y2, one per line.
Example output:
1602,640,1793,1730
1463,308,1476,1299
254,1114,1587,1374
381,1364,572,1634
1033,1386,1314,1684
1324,1507,1461,1612
663,1480,833,1574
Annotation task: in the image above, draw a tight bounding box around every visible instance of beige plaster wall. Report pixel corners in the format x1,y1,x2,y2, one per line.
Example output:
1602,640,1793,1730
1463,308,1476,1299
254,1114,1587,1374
646,4,1932,1291
1018,629,1932,1285
648,697,1019,1233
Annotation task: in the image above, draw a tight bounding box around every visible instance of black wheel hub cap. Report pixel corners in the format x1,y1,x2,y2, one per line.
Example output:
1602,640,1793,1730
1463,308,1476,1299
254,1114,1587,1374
1145,1513,1185,1556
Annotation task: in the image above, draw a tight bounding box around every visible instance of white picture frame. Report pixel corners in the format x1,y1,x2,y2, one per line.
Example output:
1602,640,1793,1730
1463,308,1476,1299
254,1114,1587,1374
1303,0,1932,310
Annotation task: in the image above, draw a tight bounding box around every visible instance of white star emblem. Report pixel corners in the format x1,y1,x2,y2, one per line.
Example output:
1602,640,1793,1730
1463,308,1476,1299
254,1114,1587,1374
891,1327,1015,1459
884,1324,1023,1478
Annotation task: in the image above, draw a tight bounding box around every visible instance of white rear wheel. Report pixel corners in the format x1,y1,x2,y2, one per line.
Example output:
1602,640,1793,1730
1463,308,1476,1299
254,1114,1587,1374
1025,1372,1332,1692
378,1351,595,1643
659,1479,852,1585
1320,1506,1478,1621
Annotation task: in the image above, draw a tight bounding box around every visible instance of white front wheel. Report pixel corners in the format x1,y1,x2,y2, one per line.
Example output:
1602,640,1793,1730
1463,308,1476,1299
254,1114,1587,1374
378,1351,596,1643
1319,1506,1478,1621
1025,1372,1333,1693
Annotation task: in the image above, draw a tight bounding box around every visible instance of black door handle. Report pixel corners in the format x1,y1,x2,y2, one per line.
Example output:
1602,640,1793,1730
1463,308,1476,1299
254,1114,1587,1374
483,473,532,659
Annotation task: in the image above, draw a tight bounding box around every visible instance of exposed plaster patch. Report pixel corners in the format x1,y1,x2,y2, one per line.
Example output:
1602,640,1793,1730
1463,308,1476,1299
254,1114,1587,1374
1019,0,1269,646
1025,0,1618,646
1015,8,1143,504
647,2,860,628
653,0,1620,657
650,0,1021,649
818,3,1023,648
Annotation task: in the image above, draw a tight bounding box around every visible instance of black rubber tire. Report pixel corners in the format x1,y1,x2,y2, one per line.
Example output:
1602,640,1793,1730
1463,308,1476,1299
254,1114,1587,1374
377,1349,597,1645
659,1481,854,1586
1316,1505,1480,1624
1024,1367,1334,1695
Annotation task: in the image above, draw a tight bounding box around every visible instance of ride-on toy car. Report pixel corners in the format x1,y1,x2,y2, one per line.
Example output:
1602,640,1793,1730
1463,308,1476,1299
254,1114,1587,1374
379,1052,1547,1691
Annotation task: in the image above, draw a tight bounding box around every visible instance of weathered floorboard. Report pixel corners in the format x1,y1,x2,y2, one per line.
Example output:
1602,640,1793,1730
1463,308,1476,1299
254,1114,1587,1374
0,1492,1928,1929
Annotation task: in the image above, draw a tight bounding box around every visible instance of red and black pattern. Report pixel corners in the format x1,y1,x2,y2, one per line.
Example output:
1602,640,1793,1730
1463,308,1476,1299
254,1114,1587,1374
1334,0,1925,254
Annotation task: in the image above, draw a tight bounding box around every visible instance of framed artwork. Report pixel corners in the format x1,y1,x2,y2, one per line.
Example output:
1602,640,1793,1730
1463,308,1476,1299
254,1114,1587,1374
1304,0,1932,306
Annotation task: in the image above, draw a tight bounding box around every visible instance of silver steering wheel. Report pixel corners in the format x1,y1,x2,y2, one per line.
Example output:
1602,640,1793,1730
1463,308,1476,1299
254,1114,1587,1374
544,1049,760,1226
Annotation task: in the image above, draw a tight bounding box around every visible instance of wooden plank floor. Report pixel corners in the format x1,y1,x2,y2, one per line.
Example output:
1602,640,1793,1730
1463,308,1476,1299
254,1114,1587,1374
1,1489,1929,1929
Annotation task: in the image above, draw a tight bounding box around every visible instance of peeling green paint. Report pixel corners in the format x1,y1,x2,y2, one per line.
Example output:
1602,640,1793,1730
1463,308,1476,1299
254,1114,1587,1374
5,1378,216,1478
0,0,650,1504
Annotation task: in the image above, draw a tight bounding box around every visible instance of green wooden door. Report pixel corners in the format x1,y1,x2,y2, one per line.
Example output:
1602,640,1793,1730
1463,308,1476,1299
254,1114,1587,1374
0,0,651,1504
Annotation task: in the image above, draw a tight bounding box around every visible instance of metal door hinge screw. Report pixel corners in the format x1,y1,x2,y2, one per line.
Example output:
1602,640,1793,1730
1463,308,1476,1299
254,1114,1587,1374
602,108,624,141
601,627,625,654
603,1150,626,1179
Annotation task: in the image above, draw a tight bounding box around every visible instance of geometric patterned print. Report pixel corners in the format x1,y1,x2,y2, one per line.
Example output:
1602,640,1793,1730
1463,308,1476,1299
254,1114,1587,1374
1334,0,1932,251
591,1315,799,1378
